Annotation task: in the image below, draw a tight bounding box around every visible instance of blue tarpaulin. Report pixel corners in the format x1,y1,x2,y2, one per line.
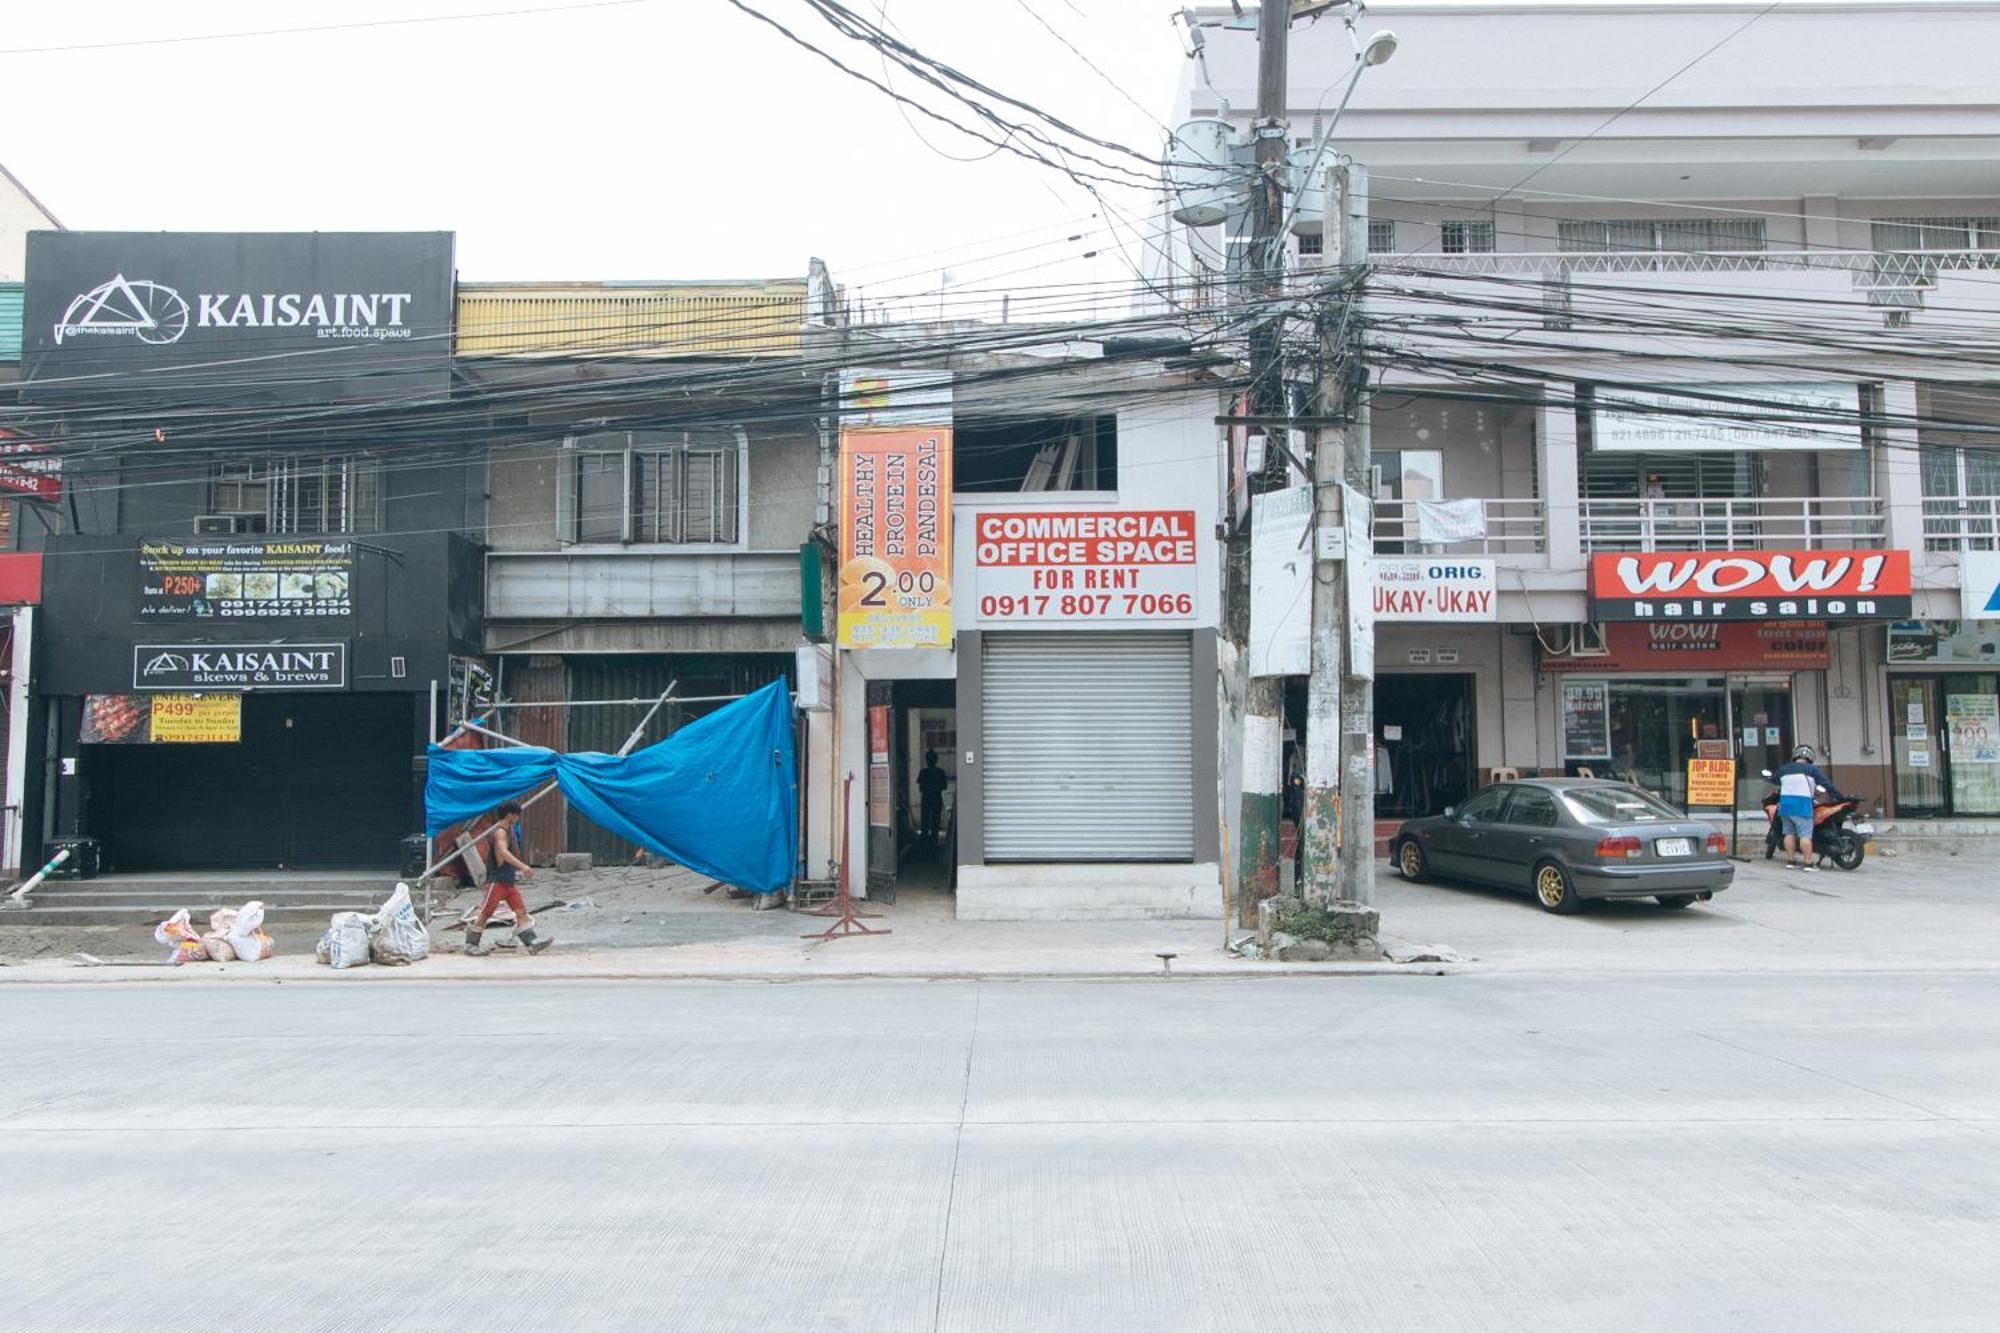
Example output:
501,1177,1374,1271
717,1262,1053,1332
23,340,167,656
424,679,796,893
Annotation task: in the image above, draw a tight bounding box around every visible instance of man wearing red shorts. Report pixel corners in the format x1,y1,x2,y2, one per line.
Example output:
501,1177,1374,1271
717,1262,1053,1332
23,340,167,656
465,800,552,956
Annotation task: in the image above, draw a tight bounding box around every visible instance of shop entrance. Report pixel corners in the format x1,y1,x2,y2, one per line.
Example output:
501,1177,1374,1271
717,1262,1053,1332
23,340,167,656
864,679,957,903
1892,674,2000,817
1374,673,1476,819
87,692,415,871
1580,676,1793,808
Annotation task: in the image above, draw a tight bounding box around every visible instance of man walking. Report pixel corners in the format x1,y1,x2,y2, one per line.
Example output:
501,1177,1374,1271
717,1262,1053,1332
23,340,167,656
465,799,552,955
1773,745,1845,872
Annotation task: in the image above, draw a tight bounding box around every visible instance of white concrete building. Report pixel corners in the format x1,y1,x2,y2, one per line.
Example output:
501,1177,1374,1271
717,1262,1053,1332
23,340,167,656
1162,1,2000,821
0,161,59,282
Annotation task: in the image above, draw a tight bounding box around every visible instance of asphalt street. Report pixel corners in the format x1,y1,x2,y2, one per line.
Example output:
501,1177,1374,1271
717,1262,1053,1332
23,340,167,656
3,967,1996,1331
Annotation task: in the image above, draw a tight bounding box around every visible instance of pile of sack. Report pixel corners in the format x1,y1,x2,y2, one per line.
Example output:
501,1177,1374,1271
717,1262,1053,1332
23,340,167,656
154,902,274,965
315,882,432,970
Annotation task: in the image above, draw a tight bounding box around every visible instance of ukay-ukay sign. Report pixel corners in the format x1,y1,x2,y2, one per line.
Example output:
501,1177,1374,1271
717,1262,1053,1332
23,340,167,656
1373,557,1497,621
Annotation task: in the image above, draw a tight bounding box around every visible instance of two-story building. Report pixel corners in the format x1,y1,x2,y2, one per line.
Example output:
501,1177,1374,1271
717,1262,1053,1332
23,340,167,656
832,322,1236,917
461,274,828,868
10,230,481,873
1166,0,2000,821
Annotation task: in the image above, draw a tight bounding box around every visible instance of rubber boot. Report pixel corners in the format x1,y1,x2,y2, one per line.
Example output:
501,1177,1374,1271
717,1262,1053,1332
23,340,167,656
518,925,552,956
464,926,489,957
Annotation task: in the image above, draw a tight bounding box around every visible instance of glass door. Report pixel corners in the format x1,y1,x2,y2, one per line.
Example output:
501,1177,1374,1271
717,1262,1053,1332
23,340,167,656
1891,677,1946,815
1942,674,2000,815
1730,676,1794,808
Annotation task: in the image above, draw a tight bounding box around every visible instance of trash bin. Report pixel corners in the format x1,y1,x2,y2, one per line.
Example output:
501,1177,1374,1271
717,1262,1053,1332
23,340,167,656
400,834,430,880
46,835,101,880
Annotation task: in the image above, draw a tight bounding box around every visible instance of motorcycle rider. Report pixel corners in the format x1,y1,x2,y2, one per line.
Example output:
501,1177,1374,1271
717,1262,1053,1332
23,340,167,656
1772,744,1847,872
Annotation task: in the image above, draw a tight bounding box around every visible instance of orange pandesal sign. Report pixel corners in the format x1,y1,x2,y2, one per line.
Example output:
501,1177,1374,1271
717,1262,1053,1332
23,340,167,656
838,426,953,648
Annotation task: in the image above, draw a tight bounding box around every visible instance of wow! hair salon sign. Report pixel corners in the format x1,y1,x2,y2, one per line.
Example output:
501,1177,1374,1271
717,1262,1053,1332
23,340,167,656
1589,550,1911,621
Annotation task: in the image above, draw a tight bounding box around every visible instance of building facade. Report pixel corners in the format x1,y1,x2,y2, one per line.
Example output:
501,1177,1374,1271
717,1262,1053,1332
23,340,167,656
1166,0,2000,821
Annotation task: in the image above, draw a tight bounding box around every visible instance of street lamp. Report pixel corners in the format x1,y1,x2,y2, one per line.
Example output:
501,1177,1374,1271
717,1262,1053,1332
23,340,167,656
1274,27,1398,251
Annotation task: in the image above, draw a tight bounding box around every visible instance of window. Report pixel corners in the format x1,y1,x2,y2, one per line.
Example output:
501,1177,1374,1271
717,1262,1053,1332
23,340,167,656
955,415,1116,493
1367,220,1396,254
565,428,741,545
1297,232,1324,257
1502,787,1560,828
1557,218,1765,254
207,455,382,534
1562,786,1682,825
1440,220,1495,255
1872,216,2000,253
1457,786,1510,824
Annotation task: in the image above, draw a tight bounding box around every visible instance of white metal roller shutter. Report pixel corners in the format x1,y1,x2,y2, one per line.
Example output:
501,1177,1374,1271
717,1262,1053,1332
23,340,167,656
982,631,1194,861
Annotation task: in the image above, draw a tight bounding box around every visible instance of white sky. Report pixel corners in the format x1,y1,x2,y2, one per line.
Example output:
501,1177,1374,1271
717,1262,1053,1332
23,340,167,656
0,0,1189,306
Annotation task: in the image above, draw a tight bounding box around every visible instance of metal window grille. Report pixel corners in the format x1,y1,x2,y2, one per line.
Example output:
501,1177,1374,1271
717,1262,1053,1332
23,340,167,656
1558,218,1766,253
1297,232,1324,256
567,429,740,545
1440,220,1495,254
209,456,381,534
1367,220,1396,253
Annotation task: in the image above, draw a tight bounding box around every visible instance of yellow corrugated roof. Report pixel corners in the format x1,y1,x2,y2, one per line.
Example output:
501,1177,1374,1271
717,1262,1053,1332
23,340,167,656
455,280,805,358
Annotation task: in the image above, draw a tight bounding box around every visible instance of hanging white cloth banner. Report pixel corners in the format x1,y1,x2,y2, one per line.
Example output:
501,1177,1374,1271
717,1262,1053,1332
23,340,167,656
1415,498,1487,545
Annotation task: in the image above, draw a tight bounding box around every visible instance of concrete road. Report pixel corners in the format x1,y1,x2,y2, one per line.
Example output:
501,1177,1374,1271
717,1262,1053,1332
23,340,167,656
3,971,1996,1331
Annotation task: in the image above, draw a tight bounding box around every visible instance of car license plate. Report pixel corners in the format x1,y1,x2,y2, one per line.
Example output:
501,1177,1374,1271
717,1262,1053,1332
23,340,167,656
1654,837,1692,857
1853,823,1875,836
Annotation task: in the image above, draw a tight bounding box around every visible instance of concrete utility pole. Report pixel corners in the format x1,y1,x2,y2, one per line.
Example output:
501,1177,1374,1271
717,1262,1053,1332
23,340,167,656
1230,0,1292,923
1301,163,1375,908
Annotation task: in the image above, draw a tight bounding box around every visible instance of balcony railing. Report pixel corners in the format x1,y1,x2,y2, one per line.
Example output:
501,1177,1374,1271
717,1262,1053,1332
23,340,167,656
1371,498,1545,555
1580,497,1885,552
1383,248,2000,284
1922,496,2000,552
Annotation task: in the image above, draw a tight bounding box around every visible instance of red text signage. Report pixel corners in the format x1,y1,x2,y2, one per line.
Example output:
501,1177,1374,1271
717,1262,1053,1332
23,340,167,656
0,429,61,503
973,509,1198,625
1541,620,1830,673
1589,550,1910,621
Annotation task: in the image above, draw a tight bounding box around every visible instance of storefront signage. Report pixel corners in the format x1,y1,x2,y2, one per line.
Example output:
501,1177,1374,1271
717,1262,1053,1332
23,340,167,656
0,428,61,502
839,426,953,649
1540,621,1830,673
138,538,353,620
1249,486,1311,675
1593,382,1862,453
1373,557,1497,621
1887,621,2000,666
81,693,242,743
1561,681,1612,760
1684,757,1737,808
21,231,456,406
867,703,893,827
132,642,346,691
1589,550,1910,621
1962,552,2000,621
972,509,1199,628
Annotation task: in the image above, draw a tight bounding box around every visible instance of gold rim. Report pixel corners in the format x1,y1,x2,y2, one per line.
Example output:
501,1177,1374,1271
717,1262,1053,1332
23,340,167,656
1536,865,1566,907
1400,843,1421,877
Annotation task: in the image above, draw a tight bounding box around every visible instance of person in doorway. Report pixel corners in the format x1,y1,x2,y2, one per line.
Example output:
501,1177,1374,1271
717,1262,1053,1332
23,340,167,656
917,751,950,860
465,799,551,955
1773,745,1846,872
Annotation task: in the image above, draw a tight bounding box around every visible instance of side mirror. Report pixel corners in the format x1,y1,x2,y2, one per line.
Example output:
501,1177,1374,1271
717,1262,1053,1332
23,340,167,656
1442,805,1457,820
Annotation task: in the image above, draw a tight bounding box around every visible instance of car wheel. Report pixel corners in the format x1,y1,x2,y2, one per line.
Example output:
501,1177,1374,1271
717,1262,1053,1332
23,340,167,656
1533,859,1583,915
1396,838,1429,882
1828,833,1865,871
1655,894,1697,910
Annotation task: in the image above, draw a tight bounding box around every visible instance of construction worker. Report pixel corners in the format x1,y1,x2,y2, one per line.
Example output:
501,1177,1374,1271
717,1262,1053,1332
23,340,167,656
465,799,552,955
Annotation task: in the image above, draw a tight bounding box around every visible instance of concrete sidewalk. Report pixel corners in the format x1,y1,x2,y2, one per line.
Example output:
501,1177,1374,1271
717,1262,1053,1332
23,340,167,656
2,849,1992,984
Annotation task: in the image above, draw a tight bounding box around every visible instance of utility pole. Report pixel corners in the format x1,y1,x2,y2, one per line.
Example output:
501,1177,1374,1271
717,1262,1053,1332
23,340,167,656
1301,163,1376,909
1228,0,1293,924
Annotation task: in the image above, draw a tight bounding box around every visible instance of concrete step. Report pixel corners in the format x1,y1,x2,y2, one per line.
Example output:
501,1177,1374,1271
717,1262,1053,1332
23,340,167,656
4,903,403,928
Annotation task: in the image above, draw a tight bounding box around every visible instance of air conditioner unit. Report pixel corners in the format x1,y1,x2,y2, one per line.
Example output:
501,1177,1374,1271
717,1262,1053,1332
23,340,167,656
194,513,268,535
1571,623,1611,657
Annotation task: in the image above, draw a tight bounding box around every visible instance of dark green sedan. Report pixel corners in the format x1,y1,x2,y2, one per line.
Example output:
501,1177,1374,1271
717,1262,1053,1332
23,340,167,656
1391,778,1734,914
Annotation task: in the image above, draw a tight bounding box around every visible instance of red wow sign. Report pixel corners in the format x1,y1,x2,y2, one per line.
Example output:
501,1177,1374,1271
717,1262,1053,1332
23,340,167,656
1589,550,1911,621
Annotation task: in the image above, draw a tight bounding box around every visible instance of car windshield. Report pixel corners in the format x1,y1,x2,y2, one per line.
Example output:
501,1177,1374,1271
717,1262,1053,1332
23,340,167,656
1560,786,1684,825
